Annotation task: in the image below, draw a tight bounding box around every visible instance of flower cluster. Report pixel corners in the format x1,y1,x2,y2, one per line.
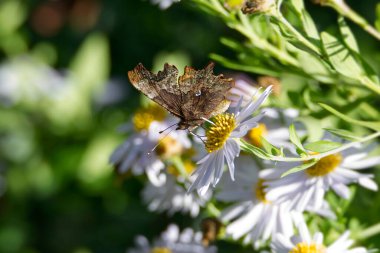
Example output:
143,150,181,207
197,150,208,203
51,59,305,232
128,224,217,253
111,74,380,252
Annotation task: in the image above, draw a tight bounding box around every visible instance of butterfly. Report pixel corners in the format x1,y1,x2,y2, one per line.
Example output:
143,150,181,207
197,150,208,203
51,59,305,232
128,62,234,131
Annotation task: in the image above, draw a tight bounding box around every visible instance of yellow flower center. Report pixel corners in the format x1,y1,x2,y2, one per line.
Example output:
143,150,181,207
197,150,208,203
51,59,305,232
254,179,270,203
167,160,195,177
132,104,166,132
289,242,327,253
151,247,172,253
205,113,236,153
247,123,268,147
155,137,184,159
306,153,342,177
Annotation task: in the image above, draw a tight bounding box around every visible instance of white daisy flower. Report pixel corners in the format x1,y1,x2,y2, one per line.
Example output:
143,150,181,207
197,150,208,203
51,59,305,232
110,104,191,186
142,174,211,217
188,86,272,195
128,224,217,253
150,0,181,10
262,145,380,212
271,221,369,253
216,156,299,249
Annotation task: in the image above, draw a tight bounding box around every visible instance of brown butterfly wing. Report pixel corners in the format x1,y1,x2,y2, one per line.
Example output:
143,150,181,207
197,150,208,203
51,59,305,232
128,62,234,129
128,63,184,118
177,62,234,124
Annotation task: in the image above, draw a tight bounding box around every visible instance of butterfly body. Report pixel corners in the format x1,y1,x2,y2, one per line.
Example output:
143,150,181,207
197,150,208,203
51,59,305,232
128,62,234,131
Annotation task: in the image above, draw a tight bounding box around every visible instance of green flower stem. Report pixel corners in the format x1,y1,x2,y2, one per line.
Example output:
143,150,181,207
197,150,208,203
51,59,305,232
326,0,380,41
209,0,229,17
356,222,380,240
206,202,221,217
359,76,380,96
245,131,380,162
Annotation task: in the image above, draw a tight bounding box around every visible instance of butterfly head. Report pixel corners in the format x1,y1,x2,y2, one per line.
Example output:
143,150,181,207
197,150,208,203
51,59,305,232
176,119,204,131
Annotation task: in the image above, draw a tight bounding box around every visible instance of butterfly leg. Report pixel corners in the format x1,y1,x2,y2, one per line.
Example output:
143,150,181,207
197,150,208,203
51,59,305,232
188,130,206,145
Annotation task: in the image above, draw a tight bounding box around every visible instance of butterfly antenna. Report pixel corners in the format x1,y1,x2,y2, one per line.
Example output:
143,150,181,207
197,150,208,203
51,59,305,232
148,127,175,155
159,122,178,134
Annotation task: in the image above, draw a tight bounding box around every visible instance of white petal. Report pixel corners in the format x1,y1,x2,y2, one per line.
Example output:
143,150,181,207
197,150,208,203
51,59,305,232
224,139,240,180
212,149,225,186
221,201,251,221
332,183,351,199
313,232,323,245
358,177,378,191
226,204,264,239
298,222,311,243
236,86,272,123
231,114,264,138
342,155,380,169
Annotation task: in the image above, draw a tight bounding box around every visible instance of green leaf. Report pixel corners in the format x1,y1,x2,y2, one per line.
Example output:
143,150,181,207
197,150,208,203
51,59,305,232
298,51,335,84
304,140,342,153
321,31,364,78
324,128,362,141
289,124,307,156
287,0,320,40
337,17,380,85
297,117,324,142
260,137,283,156
210,53,280,76
375,3,380,32
319,103,380,131
240,140,272,160
70,33,110,95
338,16,359,53
281,159,318,177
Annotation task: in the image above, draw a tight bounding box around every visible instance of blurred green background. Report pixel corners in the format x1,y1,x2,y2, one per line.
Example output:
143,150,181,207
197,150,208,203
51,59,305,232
0,0,379,252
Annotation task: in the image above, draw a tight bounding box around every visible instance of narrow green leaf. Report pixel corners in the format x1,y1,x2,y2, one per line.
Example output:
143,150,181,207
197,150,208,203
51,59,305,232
281,159,318,177
210,54,280,76
289,124,307,156
261,137,282,156
337,17,380,85
287,0,320,40
319,103,380,131
338,16,359,53
324,128,361,141
375,3,380,31
298,51,335,84
297,117,324,142
304,140,342,153
321,31,364,78
240,140,272,160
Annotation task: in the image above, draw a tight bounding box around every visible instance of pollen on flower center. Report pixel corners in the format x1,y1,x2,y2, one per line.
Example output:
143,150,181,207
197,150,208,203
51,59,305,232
247,123,268,147
151,247,172,253
133,104,166,132
306,153,342,177
254,179,270,203
205,113,236,153
289,242,327,253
